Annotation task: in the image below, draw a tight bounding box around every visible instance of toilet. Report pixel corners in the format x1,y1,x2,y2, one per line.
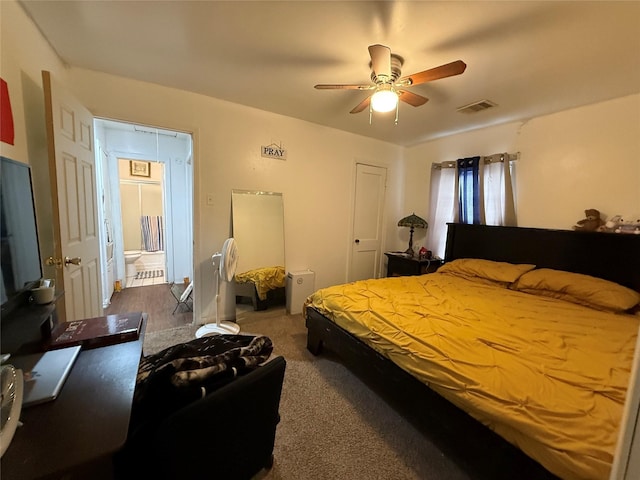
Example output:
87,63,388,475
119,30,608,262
124,250,142,278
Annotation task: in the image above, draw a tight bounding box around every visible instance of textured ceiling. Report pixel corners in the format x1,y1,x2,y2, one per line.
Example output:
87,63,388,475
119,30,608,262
19,1,640,146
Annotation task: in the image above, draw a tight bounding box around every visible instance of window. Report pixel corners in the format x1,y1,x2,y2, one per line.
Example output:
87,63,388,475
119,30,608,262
457,156,482,224
427,153,517,257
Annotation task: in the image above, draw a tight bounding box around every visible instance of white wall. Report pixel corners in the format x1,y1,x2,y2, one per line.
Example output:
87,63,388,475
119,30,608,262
0,0,70,279
515,95,640,228
405,94,640,253
65,68,404,322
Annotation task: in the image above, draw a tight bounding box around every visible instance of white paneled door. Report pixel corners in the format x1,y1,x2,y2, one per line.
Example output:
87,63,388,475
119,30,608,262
349,163,387,282
43,71,102,321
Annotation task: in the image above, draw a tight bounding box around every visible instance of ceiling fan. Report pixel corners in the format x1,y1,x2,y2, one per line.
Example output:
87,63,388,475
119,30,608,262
314,44,466,119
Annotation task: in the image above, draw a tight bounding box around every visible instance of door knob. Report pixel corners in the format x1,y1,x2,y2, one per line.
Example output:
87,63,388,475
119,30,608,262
64,256,82,266
45,256,63,268
355,239,360,244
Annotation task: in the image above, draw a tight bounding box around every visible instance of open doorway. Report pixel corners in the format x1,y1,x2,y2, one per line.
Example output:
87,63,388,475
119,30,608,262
119,158,166,287
93,119,194,308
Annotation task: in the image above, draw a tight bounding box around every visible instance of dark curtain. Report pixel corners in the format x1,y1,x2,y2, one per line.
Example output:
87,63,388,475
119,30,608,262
457,156,481,224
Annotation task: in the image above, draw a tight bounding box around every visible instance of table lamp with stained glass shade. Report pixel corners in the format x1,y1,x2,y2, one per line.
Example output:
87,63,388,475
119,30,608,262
397,213,428,257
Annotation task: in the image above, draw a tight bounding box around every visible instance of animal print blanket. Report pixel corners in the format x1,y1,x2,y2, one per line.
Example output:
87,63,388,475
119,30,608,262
131,334,273,427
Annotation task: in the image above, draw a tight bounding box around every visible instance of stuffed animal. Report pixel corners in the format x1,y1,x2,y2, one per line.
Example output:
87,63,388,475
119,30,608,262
603,214,623,231
573,209,605,232
615,214,640,234
597,214,622,233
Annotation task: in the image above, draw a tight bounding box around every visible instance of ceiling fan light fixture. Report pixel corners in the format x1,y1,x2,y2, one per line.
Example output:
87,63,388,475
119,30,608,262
315,45,465,119
371,84,398,113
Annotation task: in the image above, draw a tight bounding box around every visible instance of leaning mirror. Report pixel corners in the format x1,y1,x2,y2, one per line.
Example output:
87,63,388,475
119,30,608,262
231,190,285,310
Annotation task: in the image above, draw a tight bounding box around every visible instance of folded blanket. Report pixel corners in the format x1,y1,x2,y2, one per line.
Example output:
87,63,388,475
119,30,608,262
132,334,273,427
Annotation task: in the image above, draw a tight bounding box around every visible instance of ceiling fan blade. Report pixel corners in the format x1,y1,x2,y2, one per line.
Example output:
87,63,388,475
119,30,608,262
314,84,373,90
398,90,429,107
350,95,371,114
368,44,391,80
399,60,467,86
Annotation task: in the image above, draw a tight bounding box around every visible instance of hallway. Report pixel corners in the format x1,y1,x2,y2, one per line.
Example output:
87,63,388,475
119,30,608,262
104,283,192,334
95,118,193,310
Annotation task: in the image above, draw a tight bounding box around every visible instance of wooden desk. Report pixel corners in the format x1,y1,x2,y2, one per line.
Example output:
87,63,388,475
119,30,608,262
1,314,146,480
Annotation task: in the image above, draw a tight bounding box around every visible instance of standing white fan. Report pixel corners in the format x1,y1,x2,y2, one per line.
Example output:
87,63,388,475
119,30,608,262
195,238,241,337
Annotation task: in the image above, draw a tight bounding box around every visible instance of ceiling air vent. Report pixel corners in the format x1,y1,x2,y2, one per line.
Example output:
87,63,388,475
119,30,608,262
456,99,497,114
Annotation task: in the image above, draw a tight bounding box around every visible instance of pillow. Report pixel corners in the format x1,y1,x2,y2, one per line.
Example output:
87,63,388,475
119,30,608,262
512,268,640,313
438,258,536,285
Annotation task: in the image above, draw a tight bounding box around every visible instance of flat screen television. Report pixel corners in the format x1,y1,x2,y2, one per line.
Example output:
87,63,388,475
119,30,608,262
1,156,43,315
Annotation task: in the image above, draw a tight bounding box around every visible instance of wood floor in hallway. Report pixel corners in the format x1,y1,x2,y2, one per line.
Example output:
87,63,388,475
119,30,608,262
104,283,192,334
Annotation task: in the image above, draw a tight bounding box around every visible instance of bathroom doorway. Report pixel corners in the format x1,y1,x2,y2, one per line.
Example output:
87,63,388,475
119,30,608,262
94,119,194,306
120,159,166,287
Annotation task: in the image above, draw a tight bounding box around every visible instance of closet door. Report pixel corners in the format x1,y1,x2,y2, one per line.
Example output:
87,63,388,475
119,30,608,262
349,163,386,282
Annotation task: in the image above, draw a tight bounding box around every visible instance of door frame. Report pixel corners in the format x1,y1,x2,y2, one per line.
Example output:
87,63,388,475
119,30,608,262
346,159,389,283
93,118,194,306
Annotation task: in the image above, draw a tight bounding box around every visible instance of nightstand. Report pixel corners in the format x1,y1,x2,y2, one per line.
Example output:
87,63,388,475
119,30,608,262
384,252,444,277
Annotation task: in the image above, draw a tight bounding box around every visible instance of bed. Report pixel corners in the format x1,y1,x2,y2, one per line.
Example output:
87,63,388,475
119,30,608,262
235,265,286,310
304,223,640,480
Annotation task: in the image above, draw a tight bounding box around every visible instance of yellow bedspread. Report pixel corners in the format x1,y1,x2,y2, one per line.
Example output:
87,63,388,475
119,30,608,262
305,273,639,480
235,266,285,300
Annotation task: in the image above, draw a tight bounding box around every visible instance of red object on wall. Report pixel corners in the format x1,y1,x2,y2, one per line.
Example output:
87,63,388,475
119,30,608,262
1,78,15,145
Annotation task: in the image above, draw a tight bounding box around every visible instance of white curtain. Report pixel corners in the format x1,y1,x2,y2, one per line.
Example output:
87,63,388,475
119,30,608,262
483,154,517,226
426,163,457,258
427,153,517,257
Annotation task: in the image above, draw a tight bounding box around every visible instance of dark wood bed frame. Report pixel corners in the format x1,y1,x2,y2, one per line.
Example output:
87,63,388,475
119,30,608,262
305,223,640,480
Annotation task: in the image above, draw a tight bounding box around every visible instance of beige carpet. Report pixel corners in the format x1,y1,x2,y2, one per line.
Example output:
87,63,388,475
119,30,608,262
142,306,474,480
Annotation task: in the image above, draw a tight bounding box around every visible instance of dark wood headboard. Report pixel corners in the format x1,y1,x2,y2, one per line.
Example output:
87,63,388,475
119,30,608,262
444,223,640,291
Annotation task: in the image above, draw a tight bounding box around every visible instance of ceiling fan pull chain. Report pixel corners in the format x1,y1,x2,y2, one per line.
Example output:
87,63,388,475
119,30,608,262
395,103,399,125
369,104,373,125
